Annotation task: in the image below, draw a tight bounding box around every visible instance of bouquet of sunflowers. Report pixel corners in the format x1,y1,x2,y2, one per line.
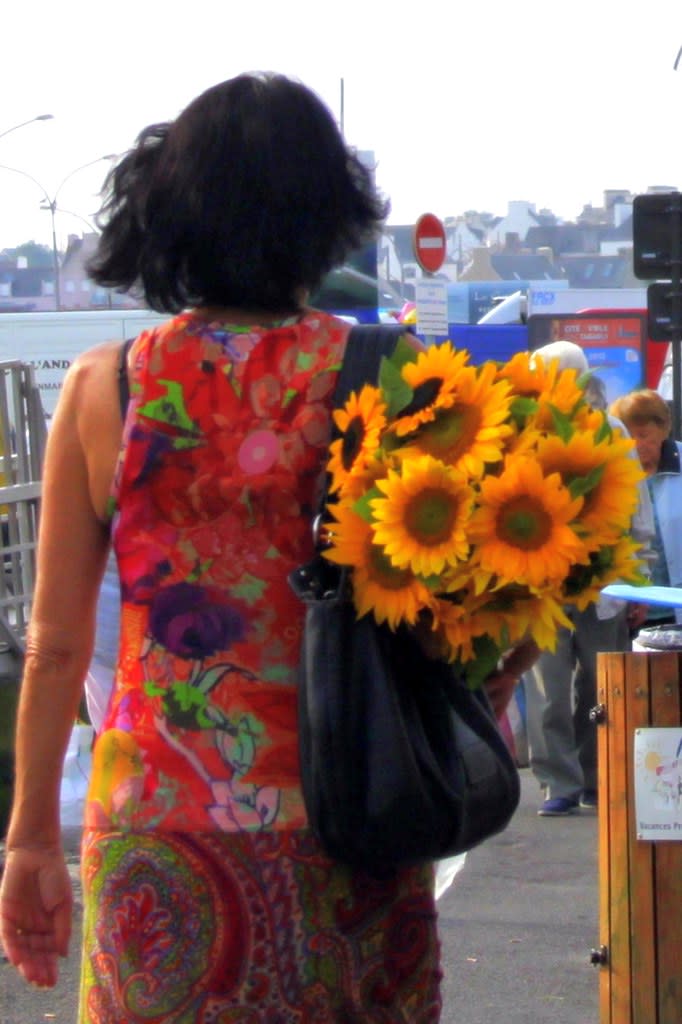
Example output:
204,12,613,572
322,338,646,688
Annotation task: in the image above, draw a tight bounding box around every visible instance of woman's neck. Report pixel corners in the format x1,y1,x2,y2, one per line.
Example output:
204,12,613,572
191,304,304,326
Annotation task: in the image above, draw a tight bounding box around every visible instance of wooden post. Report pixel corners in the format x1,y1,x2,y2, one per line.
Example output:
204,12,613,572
597,651,682,1023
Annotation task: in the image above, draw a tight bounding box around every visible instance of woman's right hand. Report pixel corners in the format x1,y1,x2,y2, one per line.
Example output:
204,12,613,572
0,844,73,988
626,602,649,632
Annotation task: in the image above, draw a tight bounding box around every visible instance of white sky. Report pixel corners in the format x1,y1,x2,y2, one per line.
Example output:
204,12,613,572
1,0,682,252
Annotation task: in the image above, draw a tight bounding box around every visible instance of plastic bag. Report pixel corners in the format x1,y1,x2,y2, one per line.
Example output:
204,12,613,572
84,664,114,733
434,852,467,900
59,723,94,826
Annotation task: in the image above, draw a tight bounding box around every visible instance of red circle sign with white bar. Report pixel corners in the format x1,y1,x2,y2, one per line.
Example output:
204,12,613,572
413,212,446,274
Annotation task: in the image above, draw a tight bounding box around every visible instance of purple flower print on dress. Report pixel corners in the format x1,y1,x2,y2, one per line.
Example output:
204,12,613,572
149,582,246,659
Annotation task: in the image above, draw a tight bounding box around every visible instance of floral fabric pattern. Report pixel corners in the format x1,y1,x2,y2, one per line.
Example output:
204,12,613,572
78,831,442,1023
84,310,351,833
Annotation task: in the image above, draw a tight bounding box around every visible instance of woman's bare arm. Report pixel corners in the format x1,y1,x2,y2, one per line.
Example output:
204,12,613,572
0,341,121,985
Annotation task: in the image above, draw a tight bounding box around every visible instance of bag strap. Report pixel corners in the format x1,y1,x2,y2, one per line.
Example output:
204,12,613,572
311,323,415,549
117,337,135,419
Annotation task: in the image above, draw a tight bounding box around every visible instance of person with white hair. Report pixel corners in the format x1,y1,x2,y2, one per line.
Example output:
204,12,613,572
523,341,654,816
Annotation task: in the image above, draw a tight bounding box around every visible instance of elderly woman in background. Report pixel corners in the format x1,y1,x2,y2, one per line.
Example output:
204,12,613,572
610,388,682,627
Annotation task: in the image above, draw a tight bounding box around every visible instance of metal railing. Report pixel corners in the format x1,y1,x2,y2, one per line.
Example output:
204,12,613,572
0,360,47,656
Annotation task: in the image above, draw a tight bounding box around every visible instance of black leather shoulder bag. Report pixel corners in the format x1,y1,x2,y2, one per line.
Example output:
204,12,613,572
289,324,520,877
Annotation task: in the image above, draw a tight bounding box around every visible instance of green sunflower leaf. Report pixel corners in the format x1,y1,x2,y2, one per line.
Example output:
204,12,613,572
379,336,418,416
548,404,574,443
568,464,604,500
465,635,502,691
388,334,420,371
594,416,612,444
380,359,413,419
510,396,537,423
353,486,383,523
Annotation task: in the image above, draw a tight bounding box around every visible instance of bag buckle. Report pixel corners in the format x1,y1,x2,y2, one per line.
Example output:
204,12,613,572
313,513,334,549
289,557,348,602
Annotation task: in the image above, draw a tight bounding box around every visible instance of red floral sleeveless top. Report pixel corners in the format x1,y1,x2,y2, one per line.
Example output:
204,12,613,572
84,309,350,832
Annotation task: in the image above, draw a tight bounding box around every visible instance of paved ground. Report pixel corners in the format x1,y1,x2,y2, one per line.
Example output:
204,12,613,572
1,767,600,1023
438,769,600,1024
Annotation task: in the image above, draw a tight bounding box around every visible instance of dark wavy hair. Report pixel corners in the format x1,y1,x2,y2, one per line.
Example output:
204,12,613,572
87,72,389,314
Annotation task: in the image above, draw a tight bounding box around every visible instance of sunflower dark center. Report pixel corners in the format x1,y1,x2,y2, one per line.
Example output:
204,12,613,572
341,415,365,470
400,377,443,418
406,487,458,546
368,543,413,590
419,404,482,459
497,496,552,550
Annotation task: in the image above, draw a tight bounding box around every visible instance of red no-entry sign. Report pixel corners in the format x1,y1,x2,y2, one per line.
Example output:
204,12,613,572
413,213,447,274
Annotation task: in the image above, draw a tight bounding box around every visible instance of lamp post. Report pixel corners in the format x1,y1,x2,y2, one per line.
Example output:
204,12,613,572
0,154,115,310
0,114,54,142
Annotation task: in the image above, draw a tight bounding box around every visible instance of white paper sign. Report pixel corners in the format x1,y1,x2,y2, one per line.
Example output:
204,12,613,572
634,728,682,840
415,278,449,337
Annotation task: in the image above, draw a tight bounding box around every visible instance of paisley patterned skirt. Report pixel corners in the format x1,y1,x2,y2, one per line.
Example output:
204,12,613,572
78,829,442,1023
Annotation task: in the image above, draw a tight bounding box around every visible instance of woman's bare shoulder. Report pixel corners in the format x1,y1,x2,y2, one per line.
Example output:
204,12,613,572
68,338,122,377
59,340,122,410
47,341,123,458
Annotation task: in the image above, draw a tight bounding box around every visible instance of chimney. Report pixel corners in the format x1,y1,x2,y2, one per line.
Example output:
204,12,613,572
458,246,500,281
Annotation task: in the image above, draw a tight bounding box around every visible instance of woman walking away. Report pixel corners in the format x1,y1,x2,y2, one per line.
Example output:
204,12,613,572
0,73,444,1021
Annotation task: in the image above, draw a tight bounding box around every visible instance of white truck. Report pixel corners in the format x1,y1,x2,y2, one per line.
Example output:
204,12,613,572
0,309,170,419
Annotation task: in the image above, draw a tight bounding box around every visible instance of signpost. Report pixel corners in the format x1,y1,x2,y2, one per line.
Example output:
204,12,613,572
633,192,682,438
413,213,447,344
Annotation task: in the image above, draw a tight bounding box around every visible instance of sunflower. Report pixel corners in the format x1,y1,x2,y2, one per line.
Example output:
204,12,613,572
443,561,496,598
394,360,513,478
392,342,472,436
531,368,589,433
428,593,491,665
536,430,642,546
318,338,646,679
479,583,574,652
498,350,559,399
323,502,434,628
370,455,473,577
574,404,609,434
563,536,645,611
327,385,387,495
469,455,586,588
501,419,544,460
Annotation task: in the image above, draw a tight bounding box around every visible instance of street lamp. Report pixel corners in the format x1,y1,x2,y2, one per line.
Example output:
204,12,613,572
0,114,54,142
0,154,116,310
42,205,98,236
